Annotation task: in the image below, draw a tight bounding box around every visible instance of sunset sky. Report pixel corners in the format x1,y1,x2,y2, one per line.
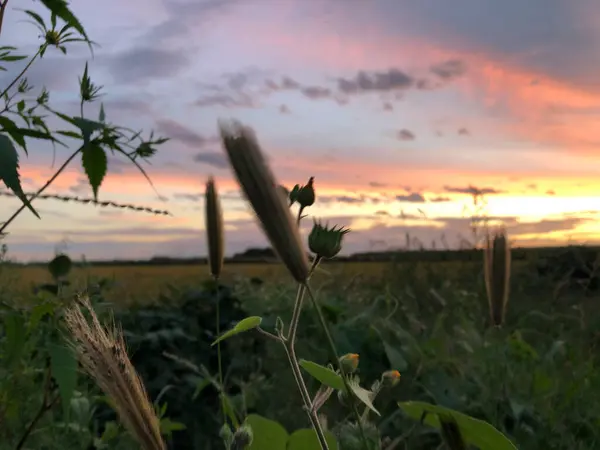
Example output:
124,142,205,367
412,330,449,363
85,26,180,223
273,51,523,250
2,0,600,261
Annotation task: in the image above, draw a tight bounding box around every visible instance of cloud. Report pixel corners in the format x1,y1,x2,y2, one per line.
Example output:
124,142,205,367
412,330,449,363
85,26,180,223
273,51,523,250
194,92,257,108
106,47,190,84
337,68,414,94
429,196,452,202
395,193,425,203
300,85,332,99
382,102,393,111
458,127,470,136
279,104,290,114
155,119,216,147
430,59,467,80
192,152,229,169
444,185,503,195
397,129,416,141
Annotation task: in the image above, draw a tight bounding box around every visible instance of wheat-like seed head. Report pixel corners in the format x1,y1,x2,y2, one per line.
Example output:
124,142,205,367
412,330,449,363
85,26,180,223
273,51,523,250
63,295,166,450
483,227,511,327
205,176,224,278
218,120,310,283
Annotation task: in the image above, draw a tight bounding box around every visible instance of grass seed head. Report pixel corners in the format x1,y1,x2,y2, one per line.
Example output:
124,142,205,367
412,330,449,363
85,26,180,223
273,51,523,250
64,295,166,450
483,227,511,327
219,120,310,283
205,176,224,278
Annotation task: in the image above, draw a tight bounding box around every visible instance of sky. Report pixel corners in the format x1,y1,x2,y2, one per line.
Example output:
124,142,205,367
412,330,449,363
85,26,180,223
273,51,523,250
2,0,600,261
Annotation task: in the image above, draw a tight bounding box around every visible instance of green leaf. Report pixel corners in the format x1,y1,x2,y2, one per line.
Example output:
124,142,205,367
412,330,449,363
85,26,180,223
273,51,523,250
211,316,262,346
245,414,288,450
28,301,55,331
299,360,345,391
71,117,104,144
350,383,380,416
81,143,107,201
3,313,26,367
0,133,39,218
49,342,78,418
383,341,408,372
287,428,338,450
16,100,25,113
39,0,91,45
398,401,518,450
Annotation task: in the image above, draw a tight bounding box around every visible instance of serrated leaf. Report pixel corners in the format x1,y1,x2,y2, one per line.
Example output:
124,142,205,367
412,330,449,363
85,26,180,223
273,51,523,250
211,316,262,346
398,401,517,450
81,143,107,201
299,359,345,391
0,133,39,218
71,117,104,144
49,342,78,419
245,414,288,450
287,428,338,450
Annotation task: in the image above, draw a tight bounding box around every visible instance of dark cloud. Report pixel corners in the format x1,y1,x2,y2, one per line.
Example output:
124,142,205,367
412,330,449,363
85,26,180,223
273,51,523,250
155,119,216,147
382,102,393,111
396,193,426,203
265,76,302,91
458,127,470,136
444,185,503,195
194,92,256,108
429,196,452,202
300,86,332,99
337,69,414,94
430,59,467,80
397,129,416,141
279,104,290,114
546,190,556,196
106,47,190,83
192,152,229,169
173,193,203,202
368,181,387,188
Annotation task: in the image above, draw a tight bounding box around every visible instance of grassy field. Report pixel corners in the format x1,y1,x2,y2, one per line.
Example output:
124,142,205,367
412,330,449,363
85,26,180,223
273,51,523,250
4,251,600,449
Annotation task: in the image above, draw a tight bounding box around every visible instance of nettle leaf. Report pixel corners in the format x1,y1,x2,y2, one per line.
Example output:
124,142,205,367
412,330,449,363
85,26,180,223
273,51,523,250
398,401,518,450
81,143,107,201
49,342,78,419
211,316,262,346
288,429,338,450
39,0,91,44
245,414,288,450
3,313,27,367
0,133,39,218
299,360,345,391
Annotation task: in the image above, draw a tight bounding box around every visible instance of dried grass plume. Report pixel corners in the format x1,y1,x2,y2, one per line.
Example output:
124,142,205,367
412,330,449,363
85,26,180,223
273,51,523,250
483,227,511,327
205,176,224,278
64,295,166,450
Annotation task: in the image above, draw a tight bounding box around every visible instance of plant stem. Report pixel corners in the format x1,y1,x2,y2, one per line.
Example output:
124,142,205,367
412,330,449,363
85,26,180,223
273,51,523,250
0,146,83,235
305,284,370,450
279,282,329,449
0,0,9,37
0,47,44,100
213,276,227,423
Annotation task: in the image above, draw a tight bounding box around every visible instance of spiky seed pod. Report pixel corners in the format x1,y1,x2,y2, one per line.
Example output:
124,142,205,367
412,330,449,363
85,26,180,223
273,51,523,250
381,370,401,388
309,220,350,259
483,227,511,327
297,177,315,208
64,295,165,450
339,353,360,374
205,177,224,278
219,120,310,283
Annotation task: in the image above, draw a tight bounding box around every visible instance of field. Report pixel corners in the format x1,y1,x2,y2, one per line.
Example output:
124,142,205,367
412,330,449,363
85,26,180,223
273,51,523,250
4,251,600,449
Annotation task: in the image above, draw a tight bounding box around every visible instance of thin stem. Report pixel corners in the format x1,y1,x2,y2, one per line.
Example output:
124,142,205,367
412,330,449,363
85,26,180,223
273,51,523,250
213,276,226,423
305,283,370,450
0,146,83,234
282,336,329,450
287,257,320,342
0,47,44,100
0,0,8,37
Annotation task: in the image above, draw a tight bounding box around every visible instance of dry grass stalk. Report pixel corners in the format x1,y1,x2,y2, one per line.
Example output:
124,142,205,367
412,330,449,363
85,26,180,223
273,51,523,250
205,176,224,278
219,120,309,283
483,227,511,326
63,295,166,450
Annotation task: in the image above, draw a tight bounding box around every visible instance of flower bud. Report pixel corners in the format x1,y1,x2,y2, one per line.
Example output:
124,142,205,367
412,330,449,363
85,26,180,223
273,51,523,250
381,370,401,387
309,220,350,259
219,423,233,449
289,184,301,205
296,177,315,207
231,424,253,450
339,353,360,374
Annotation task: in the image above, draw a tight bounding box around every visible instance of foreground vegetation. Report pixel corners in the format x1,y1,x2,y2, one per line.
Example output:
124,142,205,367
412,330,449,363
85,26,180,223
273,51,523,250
2,3,600,450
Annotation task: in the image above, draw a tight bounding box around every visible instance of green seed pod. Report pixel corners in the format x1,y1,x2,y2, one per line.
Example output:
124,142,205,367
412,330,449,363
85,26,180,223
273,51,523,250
309,220,350,259
381,370,401,387
231,424,253,450
296,177,315,207
289,184,301,205
339,353,360,374
219,424,234,449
